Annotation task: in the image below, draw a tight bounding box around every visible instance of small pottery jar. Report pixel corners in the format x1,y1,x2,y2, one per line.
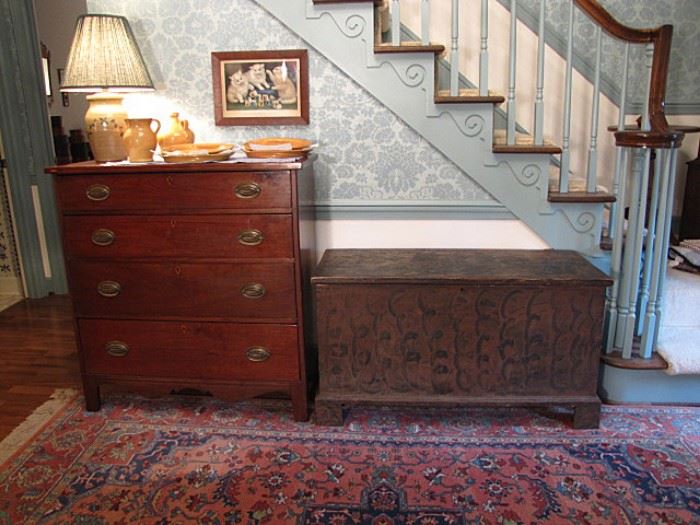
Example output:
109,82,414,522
158,112,195,148
123,118,161,163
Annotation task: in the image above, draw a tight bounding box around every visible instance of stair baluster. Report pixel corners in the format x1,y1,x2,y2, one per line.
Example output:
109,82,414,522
605,147,630,354
533,0,545,145
586,26,602,192
637,150,663,337
421,0,430,45
391,0,400,46
559,0,575,193
640,149,672,357
621,148,652,357
450,0,459,96
641,44,654,131
479,0,489,97
506,0,517,145
608,42,630,241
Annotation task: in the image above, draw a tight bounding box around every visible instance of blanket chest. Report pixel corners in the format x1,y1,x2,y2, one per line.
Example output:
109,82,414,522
312,249,611,428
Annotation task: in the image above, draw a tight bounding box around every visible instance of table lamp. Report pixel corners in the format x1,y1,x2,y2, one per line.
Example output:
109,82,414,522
60,14,154,162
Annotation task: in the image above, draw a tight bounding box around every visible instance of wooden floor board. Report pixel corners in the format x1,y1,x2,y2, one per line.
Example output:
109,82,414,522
0,295,80,441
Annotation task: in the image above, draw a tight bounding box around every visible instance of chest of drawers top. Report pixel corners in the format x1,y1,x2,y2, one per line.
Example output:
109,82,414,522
48,160,309,214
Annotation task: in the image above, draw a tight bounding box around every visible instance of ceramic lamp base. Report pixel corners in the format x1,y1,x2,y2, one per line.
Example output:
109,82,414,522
85,92,128,162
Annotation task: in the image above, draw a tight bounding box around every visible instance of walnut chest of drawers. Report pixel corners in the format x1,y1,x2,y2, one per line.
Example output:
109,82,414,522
312,249,612,428
49,160,316,420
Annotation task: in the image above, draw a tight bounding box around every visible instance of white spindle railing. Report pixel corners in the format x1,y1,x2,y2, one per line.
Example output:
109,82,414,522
641,43,654,131
450,0,460,96
559,0,575,192
391,0,401,46
421,0,430,45
605,147,630,354
608,42,630,240
506,0,518,144
636,150,662,336
380,0,680,363
479,0,489,96
586,26,602,192
534,0,546,145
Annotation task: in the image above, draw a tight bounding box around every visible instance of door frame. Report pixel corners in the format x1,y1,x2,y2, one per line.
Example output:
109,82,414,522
0,0,67,297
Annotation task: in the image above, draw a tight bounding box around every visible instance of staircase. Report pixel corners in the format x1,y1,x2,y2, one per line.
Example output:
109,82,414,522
256,0,613,255
255,0,694,377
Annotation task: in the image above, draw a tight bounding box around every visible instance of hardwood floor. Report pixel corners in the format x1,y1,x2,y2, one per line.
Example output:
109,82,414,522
0,295,80,440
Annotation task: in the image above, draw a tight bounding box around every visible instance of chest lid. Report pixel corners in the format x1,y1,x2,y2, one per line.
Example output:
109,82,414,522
312,249,612,286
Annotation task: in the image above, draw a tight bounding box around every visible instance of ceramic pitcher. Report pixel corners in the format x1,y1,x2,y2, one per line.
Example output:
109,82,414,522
157,112,195,148
123,118,161,163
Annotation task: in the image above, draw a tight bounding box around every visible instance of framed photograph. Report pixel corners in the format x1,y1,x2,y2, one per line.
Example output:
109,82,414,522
212,49,309,126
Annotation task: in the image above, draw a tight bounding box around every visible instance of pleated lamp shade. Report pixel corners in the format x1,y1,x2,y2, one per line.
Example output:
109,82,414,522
61,14,154,92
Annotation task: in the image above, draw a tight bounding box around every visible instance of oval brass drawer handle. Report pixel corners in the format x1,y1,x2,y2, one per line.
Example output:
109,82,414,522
97,280,121,297
246,346,270,362
105,341,129,358
240,282,266,299
86,184,111,201
91,228,115,246
234,182,261,199
238,229,264,246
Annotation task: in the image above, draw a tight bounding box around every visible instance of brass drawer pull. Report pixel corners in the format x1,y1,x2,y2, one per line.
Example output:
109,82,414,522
234,182,261,199
105,341,129,358
91,228,115,246
238,229,264,246
97,280,121,297
241,283,266,299
86,184,111,201
246,346,270,362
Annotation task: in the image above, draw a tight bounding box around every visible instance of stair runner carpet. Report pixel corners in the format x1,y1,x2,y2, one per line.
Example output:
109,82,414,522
658,240,700,374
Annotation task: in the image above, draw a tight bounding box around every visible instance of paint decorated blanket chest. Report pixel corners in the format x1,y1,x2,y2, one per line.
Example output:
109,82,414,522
312,249,612,428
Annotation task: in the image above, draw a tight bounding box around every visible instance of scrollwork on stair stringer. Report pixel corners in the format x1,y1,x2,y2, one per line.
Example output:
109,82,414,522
254,0,605,254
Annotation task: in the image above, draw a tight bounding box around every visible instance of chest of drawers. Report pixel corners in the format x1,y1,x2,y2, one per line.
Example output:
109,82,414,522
48,160,316,420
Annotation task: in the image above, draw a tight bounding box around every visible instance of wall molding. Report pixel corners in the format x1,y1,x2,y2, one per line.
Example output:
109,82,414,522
314,200,514,220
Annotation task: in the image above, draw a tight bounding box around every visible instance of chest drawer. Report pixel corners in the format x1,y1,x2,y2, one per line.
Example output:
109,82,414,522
55,171,291,212
69,260,296,320
79,319,300,381
62,214,293,259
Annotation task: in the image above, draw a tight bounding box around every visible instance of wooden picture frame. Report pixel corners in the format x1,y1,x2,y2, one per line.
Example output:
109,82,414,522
212,49,309,126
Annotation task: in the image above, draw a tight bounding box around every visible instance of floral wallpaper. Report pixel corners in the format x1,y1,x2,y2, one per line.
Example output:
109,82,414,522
87,0,494,205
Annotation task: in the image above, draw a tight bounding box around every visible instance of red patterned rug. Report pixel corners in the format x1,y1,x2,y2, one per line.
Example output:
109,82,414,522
1,391,698,524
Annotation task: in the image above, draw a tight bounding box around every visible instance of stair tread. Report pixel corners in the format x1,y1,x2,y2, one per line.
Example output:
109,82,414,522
435,89,505,104
492,129,561,153
375,42,445,54
314,0,384,6
548,191,616,203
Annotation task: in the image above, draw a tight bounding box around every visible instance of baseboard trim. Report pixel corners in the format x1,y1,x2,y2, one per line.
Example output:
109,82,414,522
599,363,700,404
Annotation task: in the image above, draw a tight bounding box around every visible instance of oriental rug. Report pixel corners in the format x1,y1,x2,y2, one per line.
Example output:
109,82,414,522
1,392,698,524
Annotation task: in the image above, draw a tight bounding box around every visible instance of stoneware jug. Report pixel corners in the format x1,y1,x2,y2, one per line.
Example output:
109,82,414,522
123,118,161,163
158,112,195,148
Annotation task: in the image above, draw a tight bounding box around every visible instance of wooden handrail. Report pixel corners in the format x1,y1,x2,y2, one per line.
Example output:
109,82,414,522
574,0,679,147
